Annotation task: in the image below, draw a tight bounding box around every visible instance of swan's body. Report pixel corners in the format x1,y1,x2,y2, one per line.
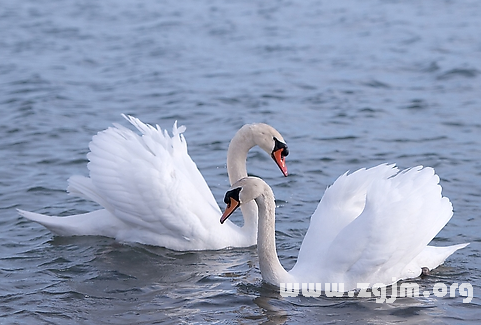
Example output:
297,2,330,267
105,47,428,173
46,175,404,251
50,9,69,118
19,115,289,251
221,165,469,291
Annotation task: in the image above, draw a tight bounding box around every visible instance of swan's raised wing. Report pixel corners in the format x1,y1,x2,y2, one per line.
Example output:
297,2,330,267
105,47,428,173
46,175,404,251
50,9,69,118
293,164,399,268
325,166,455,288
67,115,221,244
293,165,457,289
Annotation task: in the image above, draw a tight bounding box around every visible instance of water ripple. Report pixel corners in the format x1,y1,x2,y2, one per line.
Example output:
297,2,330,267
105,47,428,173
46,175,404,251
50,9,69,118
1,0,479,323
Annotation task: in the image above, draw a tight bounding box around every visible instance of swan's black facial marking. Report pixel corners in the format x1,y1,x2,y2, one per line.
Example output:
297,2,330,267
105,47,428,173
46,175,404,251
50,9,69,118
221,187,242,224
273,137,289,158
272,137,289,177
223,187,241,205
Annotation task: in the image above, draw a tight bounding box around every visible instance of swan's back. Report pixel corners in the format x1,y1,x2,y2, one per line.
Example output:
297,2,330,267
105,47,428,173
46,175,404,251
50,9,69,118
291,165,459,289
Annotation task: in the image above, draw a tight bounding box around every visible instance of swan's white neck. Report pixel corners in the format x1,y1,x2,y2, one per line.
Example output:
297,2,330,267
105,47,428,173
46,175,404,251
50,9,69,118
227,125,257,185
255,186,290,285
227,125,259,233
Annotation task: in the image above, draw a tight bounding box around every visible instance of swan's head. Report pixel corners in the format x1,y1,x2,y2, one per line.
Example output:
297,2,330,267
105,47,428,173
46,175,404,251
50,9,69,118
220,177,268,224
249,123,289,177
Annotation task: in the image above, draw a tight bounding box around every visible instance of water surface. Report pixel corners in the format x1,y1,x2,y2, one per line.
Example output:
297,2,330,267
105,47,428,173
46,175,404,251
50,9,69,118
1,0,480,323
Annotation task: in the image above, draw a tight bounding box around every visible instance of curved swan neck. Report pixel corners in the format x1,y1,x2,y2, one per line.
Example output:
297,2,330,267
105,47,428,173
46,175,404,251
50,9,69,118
255,185,289,285
227,125,257,185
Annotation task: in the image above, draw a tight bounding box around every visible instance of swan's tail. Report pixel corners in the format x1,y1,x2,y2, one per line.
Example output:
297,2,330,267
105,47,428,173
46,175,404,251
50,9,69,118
400,243,469,279
416,243,469,270
17,209,120,238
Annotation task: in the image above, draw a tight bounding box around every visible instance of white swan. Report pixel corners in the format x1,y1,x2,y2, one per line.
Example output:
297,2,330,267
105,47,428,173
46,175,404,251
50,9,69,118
18,115,289,251
220,165,469,291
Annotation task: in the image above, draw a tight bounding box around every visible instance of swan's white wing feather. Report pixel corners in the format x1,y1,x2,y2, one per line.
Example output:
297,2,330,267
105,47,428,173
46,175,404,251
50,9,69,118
327,167,454,287
291,165,462,289
68,116,219,245
125,115,220,215
294,164,399,268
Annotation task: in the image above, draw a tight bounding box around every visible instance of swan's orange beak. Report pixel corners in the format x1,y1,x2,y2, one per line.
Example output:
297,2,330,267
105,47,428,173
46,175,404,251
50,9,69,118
220,197,240,224
272,148,288,177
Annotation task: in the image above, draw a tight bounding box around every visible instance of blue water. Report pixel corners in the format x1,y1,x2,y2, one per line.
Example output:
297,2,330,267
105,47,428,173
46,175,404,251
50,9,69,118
1,0,480,323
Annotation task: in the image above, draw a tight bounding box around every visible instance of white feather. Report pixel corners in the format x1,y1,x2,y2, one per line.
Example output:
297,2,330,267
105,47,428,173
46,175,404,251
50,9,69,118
19,116,289,251
232,166,469,290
